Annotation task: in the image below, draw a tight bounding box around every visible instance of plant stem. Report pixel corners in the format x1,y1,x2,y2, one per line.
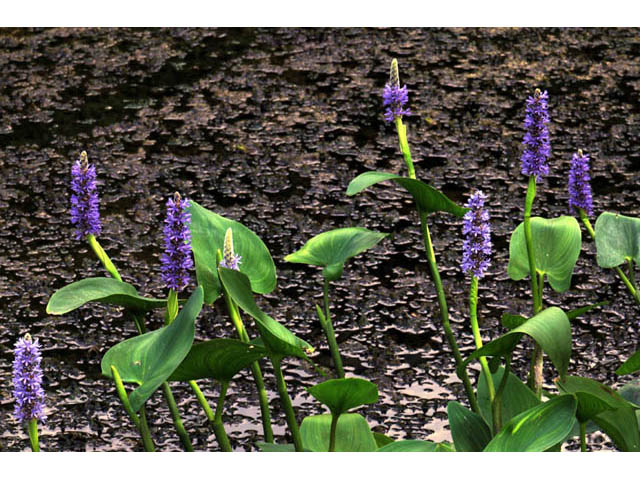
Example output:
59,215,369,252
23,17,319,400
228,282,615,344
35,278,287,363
492,355,512,435
212,381,233,452
27,418,40,452
87,234,122,281
395,117,415,178
138,407,155,453
161,382,193,451
580,421,587,452
329,413,339,452
322,278,345,378
271,356,303,452
469,276,495,403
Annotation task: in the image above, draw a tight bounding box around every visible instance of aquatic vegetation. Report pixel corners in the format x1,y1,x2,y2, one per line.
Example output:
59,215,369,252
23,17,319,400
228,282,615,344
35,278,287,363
28,56,640,453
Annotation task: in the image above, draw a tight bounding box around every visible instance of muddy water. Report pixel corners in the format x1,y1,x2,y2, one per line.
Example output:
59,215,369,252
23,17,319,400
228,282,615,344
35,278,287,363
1,28,639,451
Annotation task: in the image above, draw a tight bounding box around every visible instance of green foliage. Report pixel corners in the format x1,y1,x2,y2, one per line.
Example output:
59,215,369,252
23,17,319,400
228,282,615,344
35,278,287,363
377,440,452,452
285,227,387,281
346,171,468,217
255,442,299,452
594,212,640,268
500,313,527,330
46,277,167,315
300,413,377,452
447,401,491,452
484,394,577,452
616,349,640,376
373,432,394,448
189,201,276,304
508,216,582,292
169,338,268,383
307,378,378,416
101,286,203,412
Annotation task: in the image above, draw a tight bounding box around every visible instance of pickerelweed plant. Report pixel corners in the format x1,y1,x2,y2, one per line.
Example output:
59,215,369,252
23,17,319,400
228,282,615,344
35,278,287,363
39,58,640,452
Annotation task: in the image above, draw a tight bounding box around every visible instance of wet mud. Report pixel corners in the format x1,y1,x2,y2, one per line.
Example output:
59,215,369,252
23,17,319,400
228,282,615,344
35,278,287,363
1,28,639,451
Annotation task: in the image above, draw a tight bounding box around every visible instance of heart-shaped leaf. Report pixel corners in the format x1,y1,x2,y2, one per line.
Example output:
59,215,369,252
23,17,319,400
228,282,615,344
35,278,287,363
218,267,312,359
300,413,377,452
508,216,582,292
285,227,387,281
101,286,203,412
169,338,268,383
189,201,276,304
460,307,571,381
346,171,468,217
617,349,640,376
595,212,640,268
307,378,378,416
46,277,167,315
447,401,491,452
377,440,452,452
484,394,577,452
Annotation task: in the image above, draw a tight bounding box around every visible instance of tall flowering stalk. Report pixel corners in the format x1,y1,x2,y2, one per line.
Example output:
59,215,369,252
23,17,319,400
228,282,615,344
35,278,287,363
13,334,45,451
219,228,242,270
384,59,415,179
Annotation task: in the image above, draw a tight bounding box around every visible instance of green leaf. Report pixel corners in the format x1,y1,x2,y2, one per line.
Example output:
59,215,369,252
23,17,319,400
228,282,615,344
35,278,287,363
218,267,312,359
377,440,442,452
478,367,540,428
459,307,571,381
373,432,394,448
594,212,640,268
101,286,203,412
255,442,298,452
346,171,468,217
46,277,167,315
507,216,582,292
300,413,377,452
447,401,491,452
484,394,577,452
500,313,527,330
284,227,387,281
619,379,640,408
566,301,608,321
557,376,640,451
189,201,276,304
616,349,640,376
307,378,378,416
169,338,268,383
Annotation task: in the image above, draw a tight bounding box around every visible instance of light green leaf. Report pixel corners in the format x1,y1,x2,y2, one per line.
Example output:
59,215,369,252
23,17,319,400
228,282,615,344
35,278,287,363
300,413,377,452
507,216,582,292
101,286,203,412
46,277,167,315
307,378,378,416
617,349,640,376
255,442,300,452
346,171,468,217
373,432,394,449
594,212,640,268
377,440,452,452
447,401,491,452
189,201,276,304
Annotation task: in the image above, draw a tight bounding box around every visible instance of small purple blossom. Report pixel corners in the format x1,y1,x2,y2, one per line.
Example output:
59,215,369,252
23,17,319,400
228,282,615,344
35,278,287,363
160,192,194,292
521,89,551,178
219,228,241,271
13,334,46,424
462,191,492,278
70,151,101,240
568,149,594,216
383,59,410,123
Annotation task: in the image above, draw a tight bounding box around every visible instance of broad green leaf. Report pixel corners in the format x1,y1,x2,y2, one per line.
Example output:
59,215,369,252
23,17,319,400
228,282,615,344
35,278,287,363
377,440,452,452
507,216,582,292
500,313,527,330
373,432,394,449
346,171,468,217
307,378,378,416
285,227,387,281
169,338,268,383
189,201,276,304
594,212,640,268
447,401,491,452
484,394,577,452
616,349,640,376
101,286,203,412
218,267,312,359
300,413,377,452
460,307,571,381
478,367,540,428
46,277,167,315
557,376,640,451
255,442,300,452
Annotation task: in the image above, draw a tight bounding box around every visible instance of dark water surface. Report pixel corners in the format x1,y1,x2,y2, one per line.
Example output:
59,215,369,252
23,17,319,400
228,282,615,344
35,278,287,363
1,27,639,451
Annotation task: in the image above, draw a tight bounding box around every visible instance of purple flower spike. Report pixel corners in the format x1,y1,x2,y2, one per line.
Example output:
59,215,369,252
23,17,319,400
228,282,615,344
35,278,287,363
521,89,551,178
383,59,410,123
160,192,194,292
462,191,492,278
13,334,46,424
568,149,594,216
70,151,101,240
219,228,241,271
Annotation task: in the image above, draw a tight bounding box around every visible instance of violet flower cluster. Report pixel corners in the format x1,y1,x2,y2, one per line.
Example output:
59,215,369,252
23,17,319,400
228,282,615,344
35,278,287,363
70,151,101,240
462,191,492,278
13,334,46,424
161,192,194,292
219,228,241,271
521,89,551,178
383,59,410,123
568,149,594,216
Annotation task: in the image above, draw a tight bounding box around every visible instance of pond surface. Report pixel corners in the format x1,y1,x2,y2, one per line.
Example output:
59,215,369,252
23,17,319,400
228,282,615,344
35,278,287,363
1,27,639,451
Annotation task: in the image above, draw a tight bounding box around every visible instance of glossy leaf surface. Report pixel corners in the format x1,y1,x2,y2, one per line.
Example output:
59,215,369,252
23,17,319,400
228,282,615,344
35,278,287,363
300,413,377,452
